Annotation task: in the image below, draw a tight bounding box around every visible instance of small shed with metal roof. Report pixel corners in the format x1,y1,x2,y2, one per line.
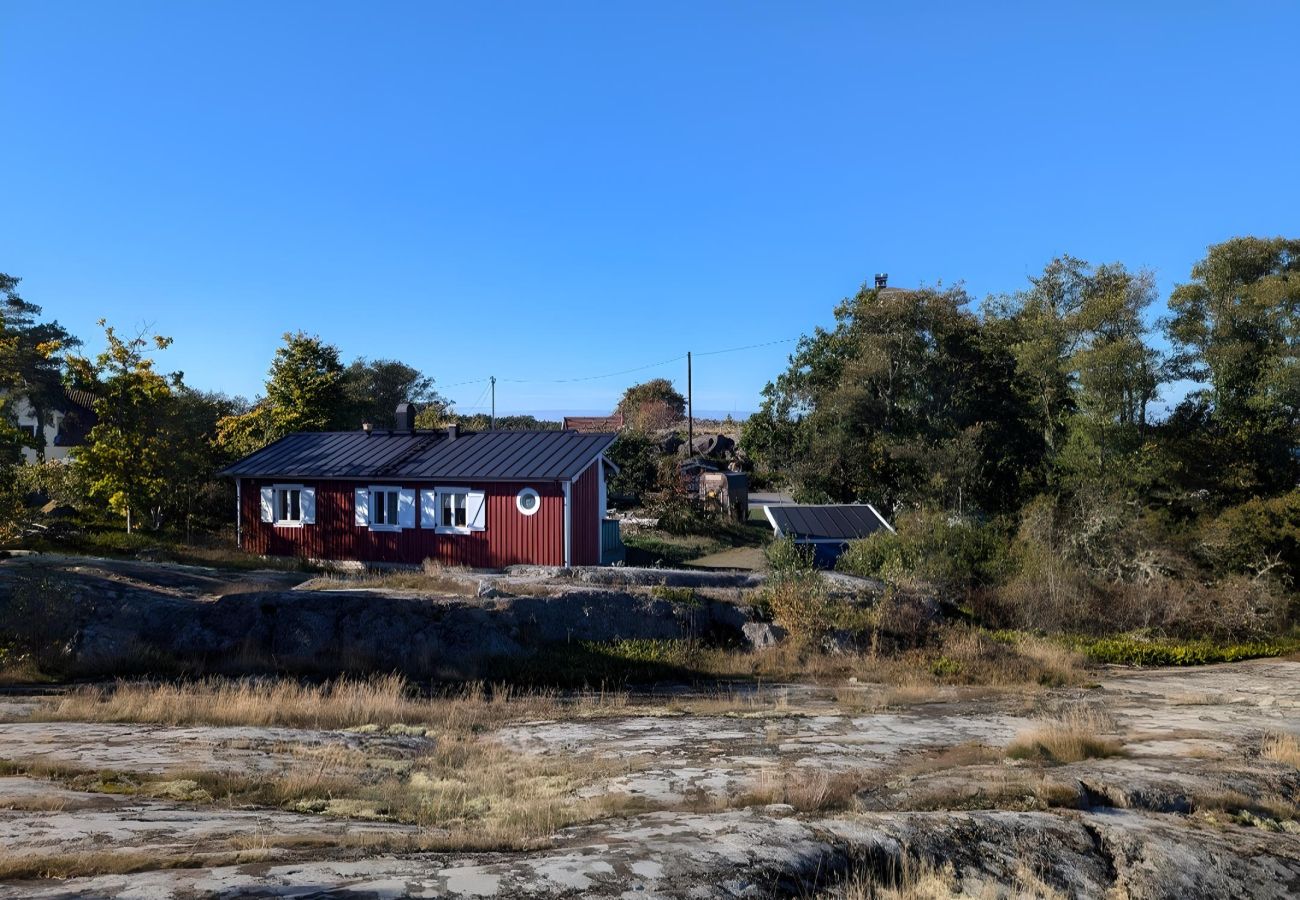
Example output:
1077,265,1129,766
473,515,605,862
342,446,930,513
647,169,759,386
763,503,894,567
220,408,620,568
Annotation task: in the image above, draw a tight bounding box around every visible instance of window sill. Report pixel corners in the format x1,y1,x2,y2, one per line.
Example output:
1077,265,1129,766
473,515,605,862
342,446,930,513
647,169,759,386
368,524,404,532
273,521,304,529
435,526,478,536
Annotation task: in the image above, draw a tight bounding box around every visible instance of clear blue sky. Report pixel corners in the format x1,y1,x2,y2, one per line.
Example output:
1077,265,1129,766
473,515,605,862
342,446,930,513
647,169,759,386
2,2,1296,418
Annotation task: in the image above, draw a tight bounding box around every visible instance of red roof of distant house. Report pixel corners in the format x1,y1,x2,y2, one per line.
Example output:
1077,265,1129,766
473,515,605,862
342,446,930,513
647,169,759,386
563,413,624,433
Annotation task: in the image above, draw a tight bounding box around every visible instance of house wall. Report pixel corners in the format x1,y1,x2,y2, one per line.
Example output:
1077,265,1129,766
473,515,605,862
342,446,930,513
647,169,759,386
569,460,602,566
239,478,566,567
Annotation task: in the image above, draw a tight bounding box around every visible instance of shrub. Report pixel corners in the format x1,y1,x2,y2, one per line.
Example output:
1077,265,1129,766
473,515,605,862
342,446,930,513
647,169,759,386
765,535,814,576
763,572,829,643
1198,490,1300,586
1069,635,1299,666
837,510,1009,591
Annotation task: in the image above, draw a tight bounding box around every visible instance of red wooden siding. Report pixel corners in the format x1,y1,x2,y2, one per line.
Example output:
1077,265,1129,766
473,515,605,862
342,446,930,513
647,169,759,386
240,479,565,567
569,461,601,566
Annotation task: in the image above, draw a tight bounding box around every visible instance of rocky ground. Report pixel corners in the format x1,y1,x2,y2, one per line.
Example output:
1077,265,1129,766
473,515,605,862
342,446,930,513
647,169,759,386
1,555,1298,897
0,660,1296,897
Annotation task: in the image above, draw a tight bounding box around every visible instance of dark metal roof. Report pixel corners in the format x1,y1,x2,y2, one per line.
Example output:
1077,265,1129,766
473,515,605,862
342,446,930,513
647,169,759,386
219,430,618,481
763,504,892,541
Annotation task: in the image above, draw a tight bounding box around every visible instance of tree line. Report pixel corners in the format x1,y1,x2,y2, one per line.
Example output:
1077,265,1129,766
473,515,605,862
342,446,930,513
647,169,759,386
742,236,1298,637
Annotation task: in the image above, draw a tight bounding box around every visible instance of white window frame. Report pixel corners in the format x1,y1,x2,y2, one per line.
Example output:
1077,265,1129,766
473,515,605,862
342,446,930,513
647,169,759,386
272,483,305,528
368,485,403,532
516,486,541,517
426,486,486,535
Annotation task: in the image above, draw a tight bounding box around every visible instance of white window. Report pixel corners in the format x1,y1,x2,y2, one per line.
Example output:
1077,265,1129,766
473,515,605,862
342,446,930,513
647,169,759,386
356,486,414,531
260,484,315,527
516,487,541,516
421,487,486,534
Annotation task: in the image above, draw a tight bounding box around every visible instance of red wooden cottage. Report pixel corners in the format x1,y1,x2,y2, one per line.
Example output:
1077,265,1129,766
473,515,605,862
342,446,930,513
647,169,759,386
220,408,618,568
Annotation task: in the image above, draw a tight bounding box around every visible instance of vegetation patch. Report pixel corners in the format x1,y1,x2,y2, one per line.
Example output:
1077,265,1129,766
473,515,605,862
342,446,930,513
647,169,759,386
1070,636,1300,667
1005,708,1123,763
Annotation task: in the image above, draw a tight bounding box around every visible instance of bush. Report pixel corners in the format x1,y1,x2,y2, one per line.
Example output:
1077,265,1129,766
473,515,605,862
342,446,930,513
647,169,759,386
977,566,1292,642
763,572,829,642
837,510,1009,591
1198,490,1300,586
1070,635,1300,667
765,536,814,576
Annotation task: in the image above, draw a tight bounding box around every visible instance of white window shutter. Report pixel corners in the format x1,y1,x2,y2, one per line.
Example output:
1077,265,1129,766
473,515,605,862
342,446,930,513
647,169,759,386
354,488,370,526
301,487,316,524
260,486,274,523
466,490,487,531
420,490,437,528
398,489,416,528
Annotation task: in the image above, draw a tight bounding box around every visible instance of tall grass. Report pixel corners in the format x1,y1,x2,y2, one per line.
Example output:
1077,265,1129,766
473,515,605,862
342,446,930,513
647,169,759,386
1005,707,1123,763
27,676,624,731
1261,732,1300,768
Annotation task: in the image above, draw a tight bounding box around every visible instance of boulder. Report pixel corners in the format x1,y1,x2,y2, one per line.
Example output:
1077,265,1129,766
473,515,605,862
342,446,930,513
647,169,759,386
742,621,787,650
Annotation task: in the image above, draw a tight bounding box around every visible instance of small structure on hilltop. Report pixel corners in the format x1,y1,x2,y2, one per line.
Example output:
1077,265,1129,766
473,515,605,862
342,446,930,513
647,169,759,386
220,405,620,568
763,503,894,567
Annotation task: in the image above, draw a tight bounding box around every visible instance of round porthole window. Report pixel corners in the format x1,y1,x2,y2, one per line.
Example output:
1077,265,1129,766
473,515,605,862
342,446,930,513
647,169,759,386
516,487,541,516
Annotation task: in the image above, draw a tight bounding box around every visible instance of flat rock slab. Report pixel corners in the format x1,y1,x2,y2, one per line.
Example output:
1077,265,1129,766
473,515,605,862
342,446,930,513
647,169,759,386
0,776,419,858
0,722,433,775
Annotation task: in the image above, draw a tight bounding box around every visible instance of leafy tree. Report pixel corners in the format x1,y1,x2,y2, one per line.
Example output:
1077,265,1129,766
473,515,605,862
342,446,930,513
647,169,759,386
744,281,1034,514
1167,237,1300,495
341,358,447,429
985,258,1162,491
0,273,78,462
216,332,346,455
606,431,660,499
617,378,685,432
415,412,560,431
67,321,178,533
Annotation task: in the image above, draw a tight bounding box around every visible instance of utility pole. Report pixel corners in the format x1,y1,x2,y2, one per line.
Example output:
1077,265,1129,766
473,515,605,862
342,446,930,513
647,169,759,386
490,376,496,429
686,351,693,455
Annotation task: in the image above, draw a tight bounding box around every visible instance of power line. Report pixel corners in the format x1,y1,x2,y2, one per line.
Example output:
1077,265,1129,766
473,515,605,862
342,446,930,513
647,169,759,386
497,353,687,384
442,335,798,402
694,336,798,357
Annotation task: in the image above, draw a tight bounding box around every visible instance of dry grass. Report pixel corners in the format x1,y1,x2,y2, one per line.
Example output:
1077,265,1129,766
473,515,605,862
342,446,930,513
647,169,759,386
1005,707,1123,763
18,675,630,731
298,559,478,596
826,856,1068,900
828,860,958,899
736,766,866,813
1261,732,1300,769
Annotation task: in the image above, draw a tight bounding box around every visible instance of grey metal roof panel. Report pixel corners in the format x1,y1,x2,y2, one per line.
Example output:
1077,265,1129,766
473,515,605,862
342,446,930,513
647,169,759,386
218,430,618,481
764,504,891,541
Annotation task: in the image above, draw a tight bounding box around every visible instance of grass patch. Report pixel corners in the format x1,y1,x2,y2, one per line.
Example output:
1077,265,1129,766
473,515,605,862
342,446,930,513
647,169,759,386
1005,707,1123,763
14,675,629,731
1261,732,1300,769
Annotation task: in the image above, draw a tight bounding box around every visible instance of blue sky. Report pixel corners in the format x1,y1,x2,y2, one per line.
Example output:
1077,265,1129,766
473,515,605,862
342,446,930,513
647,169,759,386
2,2,1296,418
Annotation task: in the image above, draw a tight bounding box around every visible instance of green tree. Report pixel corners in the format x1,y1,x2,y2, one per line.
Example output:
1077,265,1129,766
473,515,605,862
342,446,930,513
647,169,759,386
216,332,346,455
341,358,447,429
1166,237,1300,495
0,273,78,462
985,257,1162,490
744,281,1035,514
617,378,685,432
68,321,177,533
